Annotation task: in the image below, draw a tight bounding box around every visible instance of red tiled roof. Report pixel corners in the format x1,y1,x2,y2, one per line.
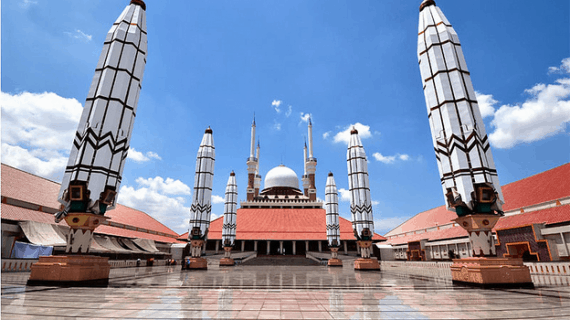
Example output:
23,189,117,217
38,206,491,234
385,163,570,237
1,163,179,239
185,208,385,241
1,203,183,244
1,164,61,210
501,163,570,211
495,204,570,230
385,226,467,245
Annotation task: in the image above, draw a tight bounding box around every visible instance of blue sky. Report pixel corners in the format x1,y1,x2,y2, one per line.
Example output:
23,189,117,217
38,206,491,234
2,0,569,235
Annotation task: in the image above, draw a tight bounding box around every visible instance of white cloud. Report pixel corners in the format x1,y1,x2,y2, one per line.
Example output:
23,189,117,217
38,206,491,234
285,105,292,117
548,57,570,74
299,112,311,123
134,176,191,195
65,29,92,42
20,0,37,8
273,121,282,131
374,217,409,234
1,91,83,180
338,188,351,202
372,152,410,164
127,148,162,162
371,200,380,206
333,123,372,145
322,131,331,139
212,195,225,204
271,100,282,113
475,91,498,118
489,77,570,148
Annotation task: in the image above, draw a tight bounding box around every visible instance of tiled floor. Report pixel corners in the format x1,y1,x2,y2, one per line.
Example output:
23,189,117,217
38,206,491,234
2,263,570,319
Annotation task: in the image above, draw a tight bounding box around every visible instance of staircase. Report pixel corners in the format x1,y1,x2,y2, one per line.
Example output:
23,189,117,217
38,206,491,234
241,255,320,266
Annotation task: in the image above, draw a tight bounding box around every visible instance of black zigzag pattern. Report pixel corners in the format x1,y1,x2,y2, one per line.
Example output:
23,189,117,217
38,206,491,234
73,127,129,155
350,204,372,215
189,203,212,214
223,223,237,229
326,224,340,231
434,132,490,158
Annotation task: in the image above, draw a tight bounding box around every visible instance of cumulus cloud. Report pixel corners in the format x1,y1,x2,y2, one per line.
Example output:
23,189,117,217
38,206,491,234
271,100,282,113
333,123,372,145
273,121,282,131
299,112,311,123
475,91,498,118
211,195,225,204
323,131,331,139
488,59,570,148
338,188,351,202
548,57,570,74
134,176,191,195
371,200,380,206
372,153,411,164
127,148,162,163
65,29,93,42
1,91,83,180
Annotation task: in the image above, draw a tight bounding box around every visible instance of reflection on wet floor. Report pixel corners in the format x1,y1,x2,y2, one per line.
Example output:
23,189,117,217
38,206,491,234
2,264,570,319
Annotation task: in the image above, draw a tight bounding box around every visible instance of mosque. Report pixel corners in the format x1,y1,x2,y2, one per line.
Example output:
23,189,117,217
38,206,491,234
180,119,384,257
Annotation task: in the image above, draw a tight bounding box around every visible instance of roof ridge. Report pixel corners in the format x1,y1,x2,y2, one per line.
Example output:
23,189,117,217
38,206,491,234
115,203,179,236
502,162,570,185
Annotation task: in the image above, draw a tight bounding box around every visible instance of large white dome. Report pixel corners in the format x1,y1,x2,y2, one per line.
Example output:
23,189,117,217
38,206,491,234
264,165,299,189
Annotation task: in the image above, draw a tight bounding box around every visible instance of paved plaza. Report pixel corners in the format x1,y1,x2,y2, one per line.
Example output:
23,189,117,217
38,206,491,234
2,262,570,319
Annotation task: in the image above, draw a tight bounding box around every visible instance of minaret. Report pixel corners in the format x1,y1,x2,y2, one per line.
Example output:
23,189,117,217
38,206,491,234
29,0,147,285
246,117,257,201
302,140,310,196
347,128,379,270
220,171,237,266
54,0,147,251
254,141,262,197
325,172,342,267
305,117,317,200
186,127,215,269
418,0,504,257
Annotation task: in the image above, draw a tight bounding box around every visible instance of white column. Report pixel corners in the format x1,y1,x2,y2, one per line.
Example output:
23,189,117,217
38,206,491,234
292,241,296,255
241,241,245,252
318,241,322,252
254,240,258,252
279,241,283,255
267,241,271,255
215,240,219,254
344,241,348,255
305,240,309,252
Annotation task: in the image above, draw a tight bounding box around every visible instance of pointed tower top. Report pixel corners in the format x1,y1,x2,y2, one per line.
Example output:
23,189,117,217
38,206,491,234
419,0,435,12
257,140,260,148
328,172,334,177
350,126,358,134
230,171,235,176
308,116,312,126
130,0,146,10
252,113,256,126
205,126,213,134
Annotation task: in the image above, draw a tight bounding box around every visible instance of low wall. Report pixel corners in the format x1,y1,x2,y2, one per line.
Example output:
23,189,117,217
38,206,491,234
2,258,171,272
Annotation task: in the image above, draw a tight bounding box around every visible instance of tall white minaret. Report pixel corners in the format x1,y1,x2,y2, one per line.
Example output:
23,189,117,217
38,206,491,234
347,128,375,262
221,171,237,266
418,0,504,257
305,117,317,200
246,116,257,201
53,0,147,255
187,127,215,263
254,141,261,197
302,140,310,196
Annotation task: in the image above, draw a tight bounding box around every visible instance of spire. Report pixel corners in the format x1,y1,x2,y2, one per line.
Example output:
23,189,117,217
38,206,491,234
222,171,238,248
303,138,308,175
418,0,504,215
325,172,340,248
249,115,256,159
189,127,215,242
308,116,314,159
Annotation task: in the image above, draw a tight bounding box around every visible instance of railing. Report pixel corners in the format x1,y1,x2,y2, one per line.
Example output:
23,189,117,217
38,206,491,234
2,259,38,272
524,261,570,275
2,258,172,272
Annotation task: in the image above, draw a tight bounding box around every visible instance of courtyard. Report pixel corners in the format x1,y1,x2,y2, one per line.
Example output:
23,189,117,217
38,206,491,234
2,260,570,319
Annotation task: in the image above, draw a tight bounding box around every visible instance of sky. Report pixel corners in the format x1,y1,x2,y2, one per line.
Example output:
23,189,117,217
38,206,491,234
2,0,569,236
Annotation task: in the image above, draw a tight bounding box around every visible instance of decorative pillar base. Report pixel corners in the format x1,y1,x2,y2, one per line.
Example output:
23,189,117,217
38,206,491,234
354,258,380,270
328,258,343,267
219,258,235,266
27,255,110,286
185,257,208,270
451,257,533,288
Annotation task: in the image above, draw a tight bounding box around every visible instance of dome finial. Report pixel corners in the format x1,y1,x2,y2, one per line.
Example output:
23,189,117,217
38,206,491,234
419,0,435,12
